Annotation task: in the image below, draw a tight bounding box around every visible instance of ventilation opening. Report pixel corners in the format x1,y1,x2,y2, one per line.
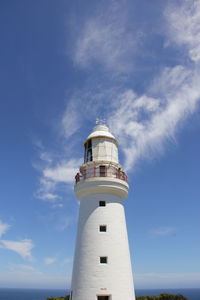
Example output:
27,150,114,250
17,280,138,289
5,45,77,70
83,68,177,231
99,201,106,207
100,256,107,264
99,225,107,232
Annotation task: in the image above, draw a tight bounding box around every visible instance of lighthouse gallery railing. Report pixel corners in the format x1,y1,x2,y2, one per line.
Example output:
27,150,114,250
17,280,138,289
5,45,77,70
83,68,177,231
75,165,128,183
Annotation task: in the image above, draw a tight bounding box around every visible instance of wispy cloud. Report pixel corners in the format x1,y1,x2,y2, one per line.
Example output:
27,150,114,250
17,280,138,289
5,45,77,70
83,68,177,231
36,158,81,205
0,239,34,260
35,148,81,207
61,88,117,140
166,0,200,62
0,221,11,237
44,257,56,265
37,192,61,202
106,0,200,170
108,65,200,170
73,0,138,73
149,227,176,237
66,0,200,175
43,158,81,184
34,0,200,203
61,98,83,139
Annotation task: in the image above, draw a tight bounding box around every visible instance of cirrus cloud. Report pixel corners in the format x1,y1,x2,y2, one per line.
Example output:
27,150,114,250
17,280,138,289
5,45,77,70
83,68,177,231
0,239,34,260
73,0,138,73
0,220,11,237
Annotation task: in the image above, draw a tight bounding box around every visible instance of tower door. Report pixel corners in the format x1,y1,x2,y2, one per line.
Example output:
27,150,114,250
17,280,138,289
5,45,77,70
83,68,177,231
97,296,110,300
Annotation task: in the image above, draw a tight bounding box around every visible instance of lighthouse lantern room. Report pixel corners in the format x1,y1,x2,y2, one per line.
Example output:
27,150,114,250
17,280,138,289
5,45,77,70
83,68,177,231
71,123,136,300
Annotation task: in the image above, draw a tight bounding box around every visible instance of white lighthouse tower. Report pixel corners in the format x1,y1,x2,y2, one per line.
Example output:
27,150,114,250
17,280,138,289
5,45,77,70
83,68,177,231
71,123,135,300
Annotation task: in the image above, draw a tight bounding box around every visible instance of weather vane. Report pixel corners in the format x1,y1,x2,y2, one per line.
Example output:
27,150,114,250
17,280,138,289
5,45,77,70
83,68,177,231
95,118,106,125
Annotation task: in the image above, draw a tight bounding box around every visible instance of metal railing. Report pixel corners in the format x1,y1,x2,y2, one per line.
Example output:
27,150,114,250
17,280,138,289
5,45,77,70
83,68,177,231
75,165,128,183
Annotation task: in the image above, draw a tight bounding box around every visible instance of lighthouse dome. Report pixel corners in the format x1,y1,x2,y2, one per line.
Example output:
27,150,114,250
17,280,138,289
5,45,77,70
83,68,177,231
84,124,119,164
85,124,117,144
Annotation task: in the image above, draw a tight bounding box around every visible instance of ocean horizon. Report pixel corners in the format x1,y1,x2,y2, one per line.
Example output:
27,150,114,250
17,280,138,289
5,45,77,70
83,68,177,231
0,288,199,300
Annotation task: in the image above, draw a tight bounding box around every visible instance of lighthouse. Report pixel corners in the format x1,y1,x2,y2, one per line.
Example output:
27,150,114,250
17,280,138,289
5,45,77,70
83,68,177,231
71,123,135,300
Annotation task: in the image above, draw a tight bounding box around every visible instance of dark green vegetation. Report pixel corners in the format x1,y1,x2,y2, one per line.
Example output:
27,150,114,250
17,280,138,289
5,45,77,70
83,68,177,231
45,293,188,300
136,294,188,300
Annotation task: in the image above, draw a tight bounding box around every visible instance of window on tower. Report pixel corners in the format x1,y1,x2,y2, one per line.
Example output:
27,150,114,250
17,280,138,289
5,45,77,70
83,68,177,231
99,201,106,207
99,225,107,232
100,256,107,264
99,165,106,177
84,139,93,163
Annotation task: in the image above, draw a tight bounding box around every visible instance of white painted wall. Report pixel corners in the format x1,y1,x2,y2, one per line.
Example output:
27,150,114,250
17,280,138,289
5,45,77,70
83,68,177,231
71,125,135,300
92,138,119,164
71,192,136,300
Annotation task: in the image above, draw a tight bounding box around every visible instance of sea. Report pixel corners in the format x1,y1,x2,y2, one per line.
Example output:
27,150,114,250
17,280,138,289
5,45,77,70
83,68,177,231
0,288,199,300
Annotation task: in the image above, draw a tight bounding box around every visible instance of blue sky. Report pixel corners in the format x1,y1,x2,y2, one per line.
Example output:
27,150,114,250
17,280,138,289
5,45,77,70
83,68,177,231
0,0,200,290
